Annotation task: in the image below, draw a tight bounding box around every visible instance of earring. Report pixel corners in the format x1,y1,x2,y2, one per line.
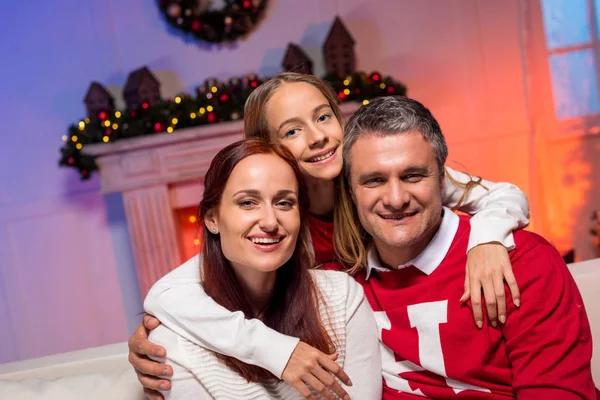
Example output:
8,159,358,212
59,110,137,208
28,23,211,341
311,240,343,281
211,228,217,233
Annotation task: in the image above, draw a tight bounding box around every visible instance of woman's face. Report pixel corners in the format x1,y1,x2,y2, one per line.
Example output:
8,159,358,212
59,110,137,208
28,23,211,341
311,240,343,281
205,153,301,277
266,82,344,181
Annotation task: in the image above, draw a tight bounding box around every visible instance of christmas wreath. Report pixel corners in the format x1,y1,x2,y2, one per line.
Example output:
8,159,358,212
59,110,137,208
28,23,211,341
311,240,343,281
157,0,269,44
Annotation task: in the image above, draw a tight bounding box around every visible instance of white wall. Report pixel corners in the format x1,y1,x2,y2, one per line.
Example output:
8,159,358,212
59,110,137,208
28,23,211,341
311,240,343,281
1,0,595,363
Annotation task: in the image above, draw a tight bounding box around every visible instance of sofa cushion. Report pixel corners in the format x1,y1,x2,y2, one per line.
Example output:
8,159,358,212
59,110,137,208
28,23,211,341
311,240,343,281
0,365,144,400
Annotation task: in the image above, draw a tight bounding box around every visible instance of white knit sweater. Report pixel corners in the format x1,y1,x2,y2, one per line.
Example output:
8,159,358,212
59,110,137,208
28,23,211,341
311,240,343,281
146,257,382,399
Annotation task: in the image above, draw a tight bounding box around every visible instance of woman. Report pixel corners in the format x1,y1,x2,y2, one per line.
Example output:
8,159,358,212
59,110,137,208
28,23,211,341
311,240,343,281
145,139,382,399
130,73,530,399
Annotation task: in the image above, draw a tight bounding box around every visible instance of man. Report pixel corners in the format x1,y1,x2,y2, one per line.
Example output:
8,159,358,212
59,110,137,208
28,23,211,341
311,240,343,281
336,96,597,398
130,97,597,399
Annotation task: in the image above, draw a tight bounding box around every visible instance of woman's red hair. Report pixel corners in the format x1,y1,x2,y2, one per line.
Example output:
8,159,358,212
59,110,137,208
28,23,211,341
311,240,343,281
198,138,334,382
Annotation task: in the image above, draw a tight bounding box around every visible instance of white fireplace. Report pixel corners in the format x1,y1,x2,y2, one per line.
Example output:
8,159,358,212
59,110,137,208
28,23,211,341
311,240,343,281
84,102,360,297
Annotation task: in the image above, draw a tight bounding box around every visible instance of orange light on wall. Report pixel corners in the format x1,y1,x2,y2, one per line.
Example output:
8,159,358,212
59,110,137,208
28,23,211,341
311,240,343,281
175,206,203,262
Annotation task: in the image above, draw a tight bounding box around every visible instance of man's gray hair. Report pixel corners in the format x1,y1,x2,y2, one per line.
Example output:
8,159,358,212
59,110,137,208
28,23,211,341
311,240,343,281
343,96,448,179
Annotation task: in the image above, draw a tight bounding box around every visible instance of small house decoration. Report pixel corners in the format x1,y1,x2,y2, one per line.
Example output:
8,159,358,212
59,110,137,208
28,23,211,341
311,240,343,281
123,66,161,109
61,15,407,180
282,43,313,75
323,16,356,79
84,82,115,120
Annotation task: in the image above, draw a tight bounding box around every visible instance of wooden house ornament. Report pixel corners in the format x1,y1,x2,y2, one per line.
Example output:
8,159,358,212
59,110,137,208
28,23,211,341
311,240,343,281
123,66,161,109
84,82,115,119
323,17,356,79
282,43,313,75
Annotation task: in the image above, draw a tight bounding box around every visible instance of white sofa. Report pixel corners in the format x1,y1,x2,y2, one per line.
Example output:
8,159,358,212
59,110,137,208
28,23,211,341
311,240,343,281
0,259,598,398
568,258,600,384
0,342,144,400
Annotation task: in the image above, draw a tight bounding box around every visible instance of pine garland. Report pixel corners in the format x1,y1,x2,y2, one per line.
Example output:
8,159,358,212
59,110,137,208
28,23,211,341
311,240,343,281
58,72,406,180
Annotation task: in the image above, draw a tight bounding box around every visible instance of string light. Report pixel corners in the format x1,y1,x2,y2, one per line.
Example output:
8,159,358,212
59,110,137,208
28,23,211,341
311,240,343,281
60,70,407,181
193,239,200,246
154,122,164,132
188,216,197,223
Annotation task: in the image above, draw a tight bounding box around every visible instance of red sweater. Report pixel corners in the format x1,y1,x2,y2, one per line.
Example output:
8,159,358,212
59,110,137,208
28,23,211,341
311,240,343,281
308,214,338,267
355,216,597,399
308,214,597,398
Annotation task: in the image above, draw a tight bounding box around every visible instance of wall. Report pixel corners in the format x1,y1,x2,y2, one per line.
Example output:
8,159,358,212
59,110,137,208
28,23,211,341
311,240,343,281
1,0,593,362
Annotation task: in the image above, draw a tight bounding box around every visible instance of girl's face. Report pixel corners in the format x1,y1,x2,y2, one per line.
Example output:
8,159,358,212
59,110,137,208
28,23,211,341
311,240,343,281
205,154,301,278
265,82,344,181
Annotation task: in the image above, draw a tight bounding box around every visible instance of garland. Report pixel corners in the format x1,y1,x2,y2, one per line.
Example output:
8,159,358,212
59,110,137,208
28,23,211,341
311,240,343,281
58,72,407,180
157,0,269,44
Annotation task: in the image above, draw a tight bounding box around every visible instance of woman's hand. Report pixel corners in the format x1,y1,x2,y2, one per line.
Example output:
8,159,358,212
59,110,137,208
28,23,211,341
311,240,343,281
462,243,520,328
128,314,172,400
282,342,352,400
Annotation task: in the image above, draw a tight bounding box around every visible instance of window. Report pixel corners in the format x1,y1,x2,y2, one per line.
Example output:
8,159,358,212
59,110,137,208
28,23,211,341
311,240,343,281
540,0,600,120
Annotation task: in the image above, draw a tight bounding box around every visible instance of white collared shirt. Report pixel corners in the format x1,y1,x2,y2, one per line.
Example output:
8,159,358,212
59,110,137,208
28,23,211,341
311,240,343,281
365,207,460,279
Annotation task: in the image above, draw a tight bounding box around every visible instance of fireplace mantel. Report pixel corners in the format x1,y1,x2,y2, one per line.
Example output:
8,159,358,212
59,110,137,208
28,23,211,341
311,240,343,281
84,101,361,297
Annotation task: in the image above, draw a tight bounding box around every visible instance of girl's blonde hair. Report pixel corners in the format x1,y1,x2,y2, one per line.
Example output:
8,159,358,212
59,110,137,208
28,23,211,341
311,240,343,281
244,72,355,273
243,72,343,140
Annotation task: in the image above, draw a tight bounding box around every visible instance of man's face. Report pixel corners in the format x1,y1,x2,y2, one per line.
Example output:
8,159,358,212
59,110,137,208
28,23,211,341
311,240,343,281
348,132,444,265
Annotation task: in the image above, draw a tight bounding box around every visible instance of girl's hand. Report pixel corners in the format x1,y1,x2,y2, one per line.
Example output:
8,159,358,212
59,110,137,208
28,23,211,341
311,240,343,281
462,243,520,328
282,342,352,400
